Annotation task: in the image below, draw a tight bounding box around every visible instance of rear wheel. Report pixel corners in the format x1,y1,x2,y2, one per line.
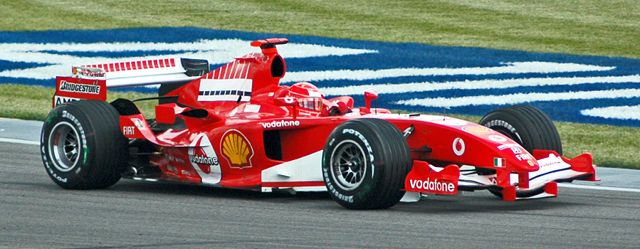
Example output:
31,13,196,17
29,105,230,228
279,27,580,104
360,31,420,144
479,105,562,197
41,100,128,189
322,119,412,209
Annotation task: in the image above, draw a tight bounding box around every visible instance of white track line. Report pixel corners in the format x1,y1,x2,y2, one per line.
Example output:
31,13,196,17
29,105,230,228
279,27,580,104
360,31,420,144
320,74,640,95
0,138,39,146
558,183,640,193
397,88,640,107
283,61,615,83
580,104,640,120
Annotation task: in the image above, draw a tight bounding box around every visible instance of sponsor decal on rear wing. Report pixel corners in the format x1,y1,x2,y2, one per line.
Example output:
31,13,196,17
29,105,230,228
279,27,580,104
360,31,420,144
53,77,107,107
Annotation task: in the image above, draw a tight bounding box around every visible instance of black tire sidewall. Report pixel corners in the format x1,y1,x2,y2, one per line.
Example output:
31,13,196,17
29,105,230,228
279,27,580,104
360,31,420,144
41,104,94,189
481,112,528,146
41,100,127,189
322,121,386,209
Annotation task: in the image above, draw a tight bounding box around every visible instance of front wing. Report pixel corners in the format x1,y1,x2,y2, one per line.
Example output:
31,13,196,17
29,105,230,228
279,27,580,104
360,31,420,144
403,150,598,202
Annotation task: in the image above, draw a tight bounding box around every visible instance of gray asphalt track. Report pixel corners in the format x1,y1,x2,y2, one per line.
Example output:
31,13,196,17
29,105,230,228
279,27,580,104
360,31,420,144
1,119,640,248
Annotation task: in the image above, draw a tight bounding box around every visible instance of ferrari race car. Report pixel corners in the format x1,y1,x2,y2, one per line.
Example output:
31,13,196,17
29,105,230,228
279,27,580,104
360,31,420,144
41,38,598,209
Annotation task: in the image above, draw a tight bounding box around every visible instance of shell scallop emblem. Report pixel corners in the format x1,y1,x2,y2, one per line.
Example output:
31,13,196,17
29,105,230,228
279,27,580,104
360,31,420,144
220,129,254,168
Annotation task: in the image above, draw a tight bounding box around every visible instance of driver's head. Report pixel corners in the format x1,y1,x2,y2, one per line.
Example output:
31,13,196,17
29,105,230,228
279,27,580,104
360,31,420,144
287,82,324,111
288,82,323,98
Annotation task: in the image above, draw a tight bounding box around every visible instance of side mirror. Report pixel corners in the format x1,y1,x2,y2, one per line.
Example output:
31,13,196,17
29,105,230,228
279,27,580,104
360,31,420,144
364,90,378,111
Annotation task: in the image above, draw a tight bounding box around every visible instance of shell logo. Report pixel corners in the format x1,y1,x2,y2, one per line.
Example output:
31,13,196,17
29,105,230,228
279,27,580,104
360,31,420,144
220,129,254,168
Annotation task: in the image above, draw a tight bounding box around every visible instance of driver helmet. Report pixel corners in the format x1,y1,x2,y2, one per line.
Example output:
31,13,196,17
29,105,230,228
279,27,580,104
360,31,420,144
288,82,324,111
288,82,323,98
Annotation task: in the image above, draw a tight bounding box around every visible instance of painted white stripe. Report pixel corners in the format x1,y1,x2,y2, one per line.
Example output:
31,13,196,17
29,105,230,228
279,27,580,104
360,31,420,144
282,62,615,83
396,88,640,108
580,105,640,120
198,78,252,102
244,63,251,79
222,64,229,79
0,138,39,146
558,183,640,193
320,74,640,96
233,62,240,79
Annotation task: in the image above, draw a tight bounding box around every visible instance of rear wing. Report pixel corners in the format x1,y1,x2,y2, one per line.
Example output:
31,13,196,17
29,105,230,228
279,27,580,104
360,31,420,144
53,57,209,107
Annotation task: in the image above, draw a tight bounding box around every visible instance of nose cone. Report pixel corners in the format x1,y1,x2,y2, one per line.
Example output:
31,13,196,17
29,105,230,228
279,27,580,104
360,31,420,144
504,152,540,172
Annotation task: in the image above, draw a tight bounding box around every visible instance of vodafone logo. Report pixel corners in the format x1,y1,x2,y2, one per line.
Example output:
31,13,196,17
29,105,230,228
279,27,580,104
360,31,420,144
452,137,465,156
260,120,300,129
408,178,456,193
283,97,295,104
188,133,222,184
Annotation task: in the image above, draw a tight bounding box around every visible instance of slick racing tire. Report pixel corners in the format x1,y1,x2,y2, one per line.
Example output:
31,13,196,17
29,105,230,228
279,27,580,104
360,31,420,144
41,100,128,189
322,119,412,209
479,105,562,198
480,105,562,155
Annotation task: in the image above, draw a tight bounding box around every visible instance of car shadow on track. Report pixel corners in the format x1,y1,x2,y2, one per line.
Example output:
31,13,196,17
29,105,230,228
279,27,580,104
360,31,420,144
108,179,578,213
110,179,331,200
392,192,577,214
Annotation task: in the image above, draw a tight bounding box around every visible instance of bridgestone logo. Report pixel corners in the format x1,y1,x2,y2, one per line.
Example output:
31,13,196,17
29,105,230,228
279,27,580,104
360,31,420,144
59,81,101,95
408,178,455,193
260,120,300,129
189,155,219,166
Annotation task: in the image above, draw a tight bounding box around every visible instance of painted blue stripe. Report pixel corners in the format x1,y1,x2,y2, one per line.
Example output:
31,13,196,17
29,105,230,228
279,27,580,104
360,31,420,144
2,27,640,126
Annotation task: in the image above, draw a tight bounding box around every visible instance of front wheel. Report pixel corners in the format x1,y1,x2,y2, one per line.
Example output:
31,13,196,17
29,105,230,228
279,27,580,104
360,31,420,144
480,105,562,154
479,105,562,197
322,119,412,209
41,100,128,189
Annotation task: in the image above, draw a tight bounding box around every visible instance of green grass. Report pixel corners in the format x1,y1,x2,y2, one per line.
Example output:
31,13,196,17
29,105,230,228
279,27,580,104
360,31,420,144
3,0,640,58
1,0,639,168
0,84,157,119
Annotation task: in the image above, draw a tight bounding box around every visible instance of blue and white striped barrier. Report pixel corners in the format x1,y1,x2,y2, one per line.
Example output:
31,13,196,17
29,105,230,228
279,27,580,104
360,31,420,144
1,27,639,126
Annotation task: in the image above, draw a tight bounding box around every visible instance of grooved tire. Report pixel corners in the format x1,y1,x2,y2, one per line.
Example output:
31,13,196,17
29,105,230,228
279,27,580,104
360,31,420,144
41,100,128,189
322,119,412,209
480,105,562,155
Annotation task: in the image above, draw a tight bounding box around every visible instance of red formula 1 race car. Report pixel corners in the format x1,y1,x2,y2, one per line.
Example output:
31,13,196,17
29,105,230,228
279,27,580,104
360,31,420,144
41,38,598,209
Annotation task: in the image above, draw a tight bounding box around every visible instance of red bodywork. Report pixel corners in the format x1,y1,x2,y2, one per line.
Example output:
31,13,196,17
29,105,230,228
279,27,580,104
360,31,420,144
53,38,598,201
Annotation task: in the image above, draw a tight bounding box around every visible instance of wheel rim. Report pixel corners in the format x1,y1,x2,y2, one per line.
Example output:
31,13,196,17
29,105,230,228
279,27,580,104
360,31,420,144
48,121,81,172
330,140,367,191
